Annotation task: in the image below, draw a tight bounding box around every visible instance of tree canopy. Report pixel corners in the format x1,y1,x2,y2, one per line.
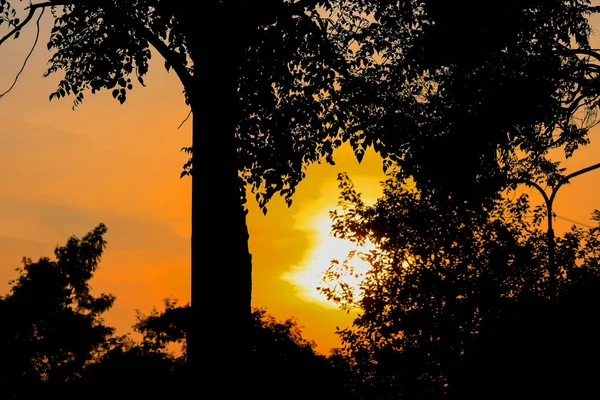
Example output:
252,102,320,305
322,173,600,399
2,0,598,203
0,223,114,397
324,0,600,203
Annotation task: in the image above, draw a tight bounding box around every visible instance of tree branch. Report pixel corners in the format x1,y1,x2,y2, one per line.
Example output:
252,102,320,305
556,43,600,64
133,20,194,89
573,48,600,63
0,1,78,46
99,2,194,90
0,7,45,99
1,5,38,46
1,0,194,93
178,109,192,129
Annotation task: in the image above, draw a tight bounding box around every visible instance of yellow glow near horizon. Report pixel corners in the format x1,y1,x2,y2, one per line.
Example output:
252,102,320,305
282,210,375,308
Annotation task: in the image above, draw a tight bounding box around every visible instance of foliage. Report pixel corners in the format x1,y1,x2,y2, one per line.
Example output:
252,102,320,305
76,300,190,399
0,233,190,399
321,0,600,204
74,338,184,399
134,297,190,358
3,1,599,206
249,308,355,399
4,1,600,388
0,224,349,397
0,223,115,397
77,306,350,399
322,173,600,399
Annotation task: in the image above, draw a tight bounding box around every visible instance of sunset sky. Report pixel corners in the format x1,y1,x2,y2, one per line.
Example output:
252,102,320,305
1,10,600,354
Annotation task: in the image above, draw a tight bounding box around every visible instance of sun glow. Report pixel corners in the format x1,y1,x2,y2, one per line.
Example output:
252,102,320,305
282,210,375,308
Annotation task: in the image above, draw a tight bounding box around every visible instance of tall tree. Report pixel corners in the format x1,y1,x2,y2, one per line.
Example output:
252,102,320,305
0,0,351,381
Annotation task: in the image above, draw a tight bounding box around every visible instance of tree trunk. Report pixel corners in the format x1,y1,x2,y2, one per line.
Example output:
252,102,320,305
188,27,253,390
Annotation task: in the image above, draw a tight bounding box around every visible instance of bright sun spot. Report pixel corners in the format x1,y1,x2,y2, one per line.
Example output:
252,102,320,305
281,210,375,308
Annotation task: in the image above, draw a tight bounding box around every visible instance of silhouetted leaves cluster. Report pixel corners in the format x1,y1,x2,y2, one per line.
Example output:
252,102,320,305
248,308,355,399
323,174,600,399
322,0,600,205
0,223,115,397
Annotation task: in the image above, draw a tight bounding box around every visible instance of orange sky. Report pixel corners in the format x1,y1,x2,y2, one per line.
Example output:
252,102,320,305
1,11,600,354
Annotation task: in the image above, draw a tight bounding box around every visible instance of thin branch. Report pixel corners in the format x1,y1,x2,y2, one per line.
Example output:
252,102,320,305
573,48,600,63
24,0,76,9
138,24,194,89
1,1,195,92
566,93,590,115
0,7,44,99
555,43,600,63
0,4,38,46
177,109,192,129
583,63,600,72
0,1,76,46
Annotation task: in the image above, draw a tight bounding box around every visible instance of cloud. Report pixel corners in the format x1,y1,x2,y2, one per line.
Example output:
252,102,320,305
0,118,91,150
0,196,187,252
0,195,190,332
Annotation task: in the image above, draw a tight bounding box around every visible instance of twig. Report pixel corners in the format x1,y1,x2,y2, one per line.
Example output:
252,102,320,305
0,7,44,99
0,1,72,46
177,109,192,129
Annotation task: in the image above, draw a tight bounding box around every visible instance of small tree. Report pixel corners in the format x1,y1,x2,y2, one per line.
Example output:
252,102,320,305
0,223,115,398
134,297,189,359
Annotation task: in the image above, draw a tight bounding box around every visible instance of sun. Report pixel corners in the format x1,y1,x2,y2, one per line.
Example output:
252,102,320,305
281,209,374,308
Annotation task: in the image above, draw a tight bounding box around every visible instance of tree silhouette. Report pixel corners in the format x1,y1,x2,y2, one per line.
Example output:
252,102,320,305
2,1,600,388
0,0,354,379
248,308,355,400
134,297,189,358
0,222,352,398
322,174,600,399
0,223,115,398
76,299,189,399
78,305,350,399
311,1,600,206
416,0,600,200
